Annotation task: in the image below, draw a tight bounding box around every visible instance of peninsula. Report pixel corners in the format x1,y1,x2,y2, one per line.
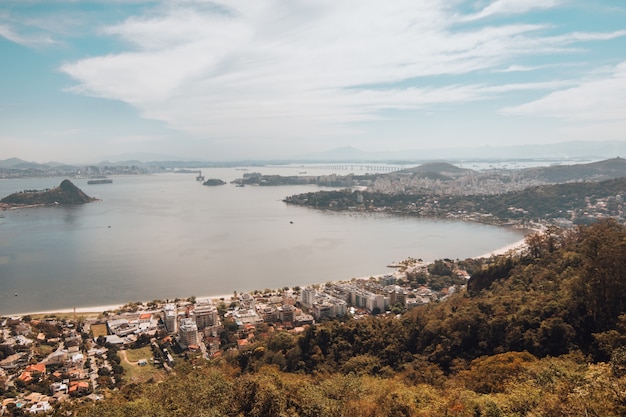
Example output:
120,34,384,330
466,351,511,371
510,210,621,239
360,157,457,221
0,179,96,209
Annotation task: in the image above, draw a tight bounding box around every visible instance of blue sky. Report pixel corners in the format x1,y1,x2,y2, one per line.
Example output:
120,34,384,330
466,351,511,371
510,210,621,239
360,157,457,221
1,0,625,162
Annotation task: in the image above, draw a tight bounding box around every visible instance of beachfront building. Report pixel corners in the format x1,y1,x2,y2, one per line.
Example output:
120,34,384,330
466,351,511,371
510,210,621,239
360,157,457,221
163,304,177,333
301,287,316,307
178,318,198,349
193,299,220,337
193,300,218,329
239,293,255,310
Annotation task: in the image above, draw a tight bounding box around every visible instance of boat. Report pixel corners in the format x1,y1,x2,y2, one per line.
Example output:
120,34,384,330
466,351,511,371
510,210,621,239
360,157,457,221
87,179,113,184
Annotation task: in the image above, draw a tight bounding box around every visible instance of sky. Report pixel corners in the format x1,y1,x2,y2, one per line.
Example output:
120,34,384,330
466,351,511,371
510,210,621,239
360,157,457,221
1,0,625,163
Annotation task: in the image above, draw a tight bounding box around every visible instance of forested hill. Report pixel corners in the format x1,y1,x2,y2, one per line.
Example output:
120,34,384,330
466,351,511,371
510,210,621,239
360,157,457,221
0,179,96,207
68,220,626,416
285,176,626,225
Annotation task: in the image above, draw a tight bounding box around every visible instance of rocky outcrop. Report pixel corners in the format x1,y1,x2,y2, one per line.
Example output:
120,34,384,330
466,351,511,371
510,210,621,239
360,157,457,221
1,179,97,207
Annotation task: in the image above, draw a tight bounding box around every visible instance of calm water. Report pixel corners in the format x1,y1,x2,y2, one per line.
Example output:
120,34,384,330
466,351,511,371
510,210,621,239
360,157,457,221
0,167,525,315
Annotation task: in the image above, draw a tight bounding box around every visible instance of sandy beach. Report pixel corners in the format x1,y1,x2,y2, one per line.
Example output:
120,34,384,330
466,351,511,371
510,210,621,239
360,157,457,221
16,294,239,318
475,237,528,259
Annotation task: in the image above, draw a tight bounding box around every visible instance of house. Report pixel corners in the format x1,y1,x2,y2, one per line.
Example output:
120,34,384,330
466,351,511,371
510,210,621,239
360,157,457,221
25,363,46,374
0,352,28,370
29,401,52,414
68,381,90,395
17,364,46,384
139,313,152,323
45,350,67,366
50,382,69,395
18,371,34,384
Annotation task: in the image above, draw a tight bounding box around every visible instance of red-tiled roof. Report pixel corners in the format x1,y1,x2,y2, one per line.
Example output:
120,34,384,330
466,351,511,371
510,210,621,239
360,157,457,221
26,363,46,374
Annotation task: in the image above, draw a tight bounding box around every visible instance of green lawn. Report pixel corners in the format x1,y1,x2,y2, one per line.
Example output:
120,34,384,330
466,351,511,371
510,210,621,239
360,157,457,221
125,346,152,363
121,346,165,384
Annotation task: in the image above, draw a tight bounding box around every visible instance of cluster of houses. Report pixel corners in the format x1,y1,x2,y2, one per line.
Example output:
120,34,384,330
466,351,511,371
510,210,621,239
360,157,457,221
0,265,464,414
0,316,106,415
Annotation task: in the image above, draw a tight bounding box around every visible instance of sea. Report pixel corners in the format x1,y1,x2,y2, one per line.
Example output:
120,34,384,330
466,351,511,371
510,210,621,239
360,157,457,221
0,164,527,315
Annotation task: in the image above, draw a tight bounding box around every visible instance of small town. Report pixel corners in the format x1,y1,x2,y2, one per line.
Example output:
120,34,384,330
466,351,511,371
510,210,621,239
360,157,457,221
0,255,475,415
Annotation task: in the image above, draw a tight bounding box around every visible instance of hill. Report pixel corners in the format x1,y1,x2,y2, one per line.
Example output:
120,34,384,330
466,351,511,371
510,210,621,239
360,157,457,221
396,161,474,179
522,157,626,182
0,179,96,207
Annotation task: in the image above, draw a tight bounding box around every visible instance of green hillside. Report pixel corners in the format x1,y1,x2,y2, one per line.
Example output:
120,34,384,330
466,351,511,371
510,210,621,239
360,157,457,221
0,179,96,206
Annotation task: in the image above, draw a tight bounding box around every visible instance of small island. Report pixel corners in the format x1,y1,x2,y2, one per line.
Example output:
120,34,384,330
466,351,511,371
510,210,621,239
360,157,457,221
0,179,97,209
87,178,113,185
202,178,226,186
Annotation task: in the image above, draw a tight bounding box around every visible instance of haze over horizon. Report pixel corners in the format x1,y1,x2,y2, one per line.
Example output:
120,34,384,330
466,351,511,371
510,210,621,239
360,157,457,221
2,1,626,163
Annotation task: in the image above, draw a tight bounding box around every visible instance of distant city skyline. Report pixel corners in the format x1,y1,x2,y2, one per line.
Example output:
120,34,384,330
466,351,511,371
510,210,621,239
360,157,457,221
1,0,626,163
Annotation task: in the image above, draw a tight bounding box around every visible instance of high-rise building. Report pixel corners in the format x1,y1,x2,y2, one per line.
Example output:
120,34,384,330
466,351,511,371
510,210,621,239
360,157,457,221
178,318,198,349
163,304,177,333
301,287,316,307
193,301,218,331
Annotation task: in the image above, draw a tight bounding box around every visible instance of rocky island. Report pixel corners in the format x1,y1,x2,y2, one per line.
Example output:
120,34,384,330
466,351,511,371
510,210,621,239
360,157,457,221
0,179,97,209
202,178,226,186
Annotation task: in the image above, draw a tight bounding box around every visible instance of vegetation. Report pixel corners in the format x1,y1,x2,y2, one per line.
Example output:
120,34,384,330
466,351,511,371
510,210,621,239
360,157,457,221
52,219,626,416
285,176,626,225
0,179,96,206
120,347,164,384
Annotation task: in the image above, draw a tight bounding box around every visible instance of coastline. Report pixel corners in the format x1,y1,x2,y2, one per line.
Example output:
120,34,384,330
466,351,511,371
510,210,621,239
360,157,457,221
14,294,238,318
474,237,528,259
9,239,531,318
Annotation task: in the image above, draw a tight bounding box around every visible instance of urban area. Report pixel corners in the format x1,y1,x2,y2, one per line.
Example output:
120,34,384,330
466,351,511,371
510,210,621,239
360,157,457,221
0,256,473,415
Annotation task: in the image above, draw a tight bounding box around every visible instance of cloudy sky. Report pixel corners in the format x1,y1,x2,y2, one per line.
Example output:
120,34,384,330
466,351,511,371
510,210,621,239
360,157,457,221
1,0,625,162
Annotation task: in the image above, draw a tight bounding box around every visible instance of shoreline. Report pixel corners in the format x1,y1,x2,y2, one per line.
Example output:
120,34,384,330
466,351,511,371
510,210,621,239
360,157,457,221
7,238,531,318
11,294,239,318
474,237,528,259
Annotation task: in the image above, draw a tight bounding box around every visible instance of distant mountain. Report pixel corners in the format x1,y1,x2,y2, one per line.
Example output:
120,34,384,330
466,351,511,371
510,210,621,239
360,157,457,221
0,157,43,169
94,152,192,163
297,141,626,162
522,157,626,182
0,179,96,207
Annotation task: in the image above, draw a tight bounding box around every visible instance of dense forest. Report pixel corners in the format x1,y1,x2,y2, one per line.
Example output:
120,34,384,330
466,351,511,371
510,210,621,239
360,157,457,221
51,219,626,416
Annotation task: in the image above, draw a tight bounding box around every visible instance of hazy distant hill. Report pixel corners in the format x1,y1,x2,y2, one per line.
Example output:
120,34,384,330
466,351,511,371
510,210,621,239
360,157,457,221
297,141,626,162
0,157,43,169
396,161,474,178
522,157,626,182
0,179,96,206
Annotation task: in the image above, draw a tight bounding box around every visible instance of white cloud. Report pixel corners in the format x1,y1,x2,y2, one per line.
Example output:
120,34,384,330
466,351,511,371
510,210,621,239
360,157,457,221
500,61,626,121
0,23,54,47
57,0,625,145
460,0,563,22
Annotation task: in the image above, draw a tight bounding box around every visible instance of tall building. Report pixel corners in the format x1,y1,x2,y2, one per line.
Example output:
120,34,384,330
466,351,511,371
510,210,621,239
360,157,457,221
178,318,198,349
301,287,316,307
193,301,218,331
163,304,177,333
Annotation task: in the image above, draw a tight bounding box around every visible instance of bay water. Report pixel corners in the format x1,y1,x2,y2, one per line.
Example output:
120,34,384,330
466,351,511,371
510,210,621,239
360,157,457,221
0,166,526,315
